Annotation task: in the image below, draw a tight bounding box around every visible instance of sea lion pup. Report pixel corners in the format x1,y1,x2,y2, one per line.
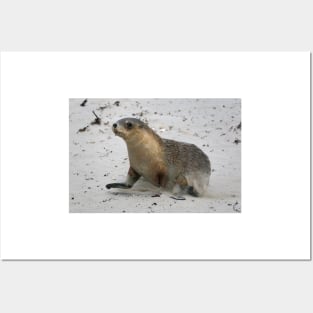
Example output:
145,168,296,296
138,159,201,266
106,118,211,198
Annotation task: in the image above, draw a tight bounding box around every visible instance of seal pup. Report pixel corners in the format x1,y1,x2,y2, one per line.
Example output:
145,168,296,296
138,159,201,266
106,118,211,198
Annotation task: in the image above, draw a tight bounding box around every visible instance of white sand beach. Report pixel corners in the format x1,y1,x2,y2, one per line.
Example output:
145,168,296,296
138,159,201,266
69,98,241,213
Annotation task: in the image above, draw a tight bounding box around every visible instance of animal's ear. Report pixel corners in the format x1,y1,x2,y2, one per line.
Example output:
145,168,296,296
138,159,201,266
141,119,149,126
138,120,145,128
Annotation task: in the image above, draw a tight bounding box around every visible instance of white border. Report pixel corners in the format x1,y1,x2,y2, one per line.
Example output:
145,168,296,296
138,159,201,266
0,52,310,259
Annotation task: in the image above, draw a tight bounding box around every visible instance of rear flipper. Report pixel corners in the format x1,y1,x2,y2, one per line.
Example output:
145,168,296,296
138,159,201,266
187,186,199,197
170,194,186,200
171,174,200,199
170,186,199,200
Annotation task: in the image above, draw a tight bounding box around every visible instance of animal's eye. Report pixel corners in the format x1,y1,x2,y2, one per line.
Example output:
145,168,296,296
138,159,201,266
126,122,133,129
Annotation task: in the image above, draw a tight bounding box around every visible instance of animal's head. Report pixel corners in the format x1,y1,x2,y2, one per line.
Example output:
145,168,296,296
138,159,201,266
112,118,148,143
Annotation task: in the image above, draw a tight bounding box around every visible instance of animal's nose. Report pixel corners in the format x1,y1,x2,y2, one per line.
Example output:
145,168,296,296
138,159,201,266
113,123,117,128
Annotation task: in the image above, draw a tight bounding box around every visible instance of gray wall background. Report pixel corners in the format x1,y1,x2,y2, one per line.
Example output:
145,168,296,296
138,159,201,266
0,0,312,312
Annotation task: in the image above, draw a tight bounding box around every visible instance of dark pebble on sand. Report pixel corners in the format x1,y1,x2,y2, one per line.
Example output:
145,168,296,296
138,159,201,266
113,101,120,106
77,126,89,133
91,111,101,125
91,118,101,125
80,99,87,106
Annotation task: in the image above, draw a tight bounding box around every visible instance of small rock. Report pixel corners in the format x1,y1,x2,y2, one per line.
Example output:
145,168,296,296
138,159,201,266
77,126,89,133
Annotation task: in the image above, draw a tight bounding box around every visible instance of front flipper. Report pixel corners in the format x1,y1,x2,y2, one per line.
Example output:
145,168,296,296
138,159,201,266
106,183,131,189
106,167,141,190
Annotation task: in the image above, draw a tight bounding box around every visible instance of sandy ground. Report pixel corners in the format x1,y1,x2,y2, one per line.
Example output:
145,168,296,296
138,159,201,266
69,98,241,213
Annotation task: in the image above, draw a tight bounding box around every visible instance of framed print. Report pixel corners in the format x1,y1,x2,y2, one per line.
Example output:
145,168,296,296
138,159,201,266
0,52,310,260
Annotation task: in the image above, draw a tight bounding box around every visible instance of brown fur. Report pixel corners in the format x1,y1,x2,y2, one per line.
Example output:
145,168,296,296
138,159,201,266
107,117,211,197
